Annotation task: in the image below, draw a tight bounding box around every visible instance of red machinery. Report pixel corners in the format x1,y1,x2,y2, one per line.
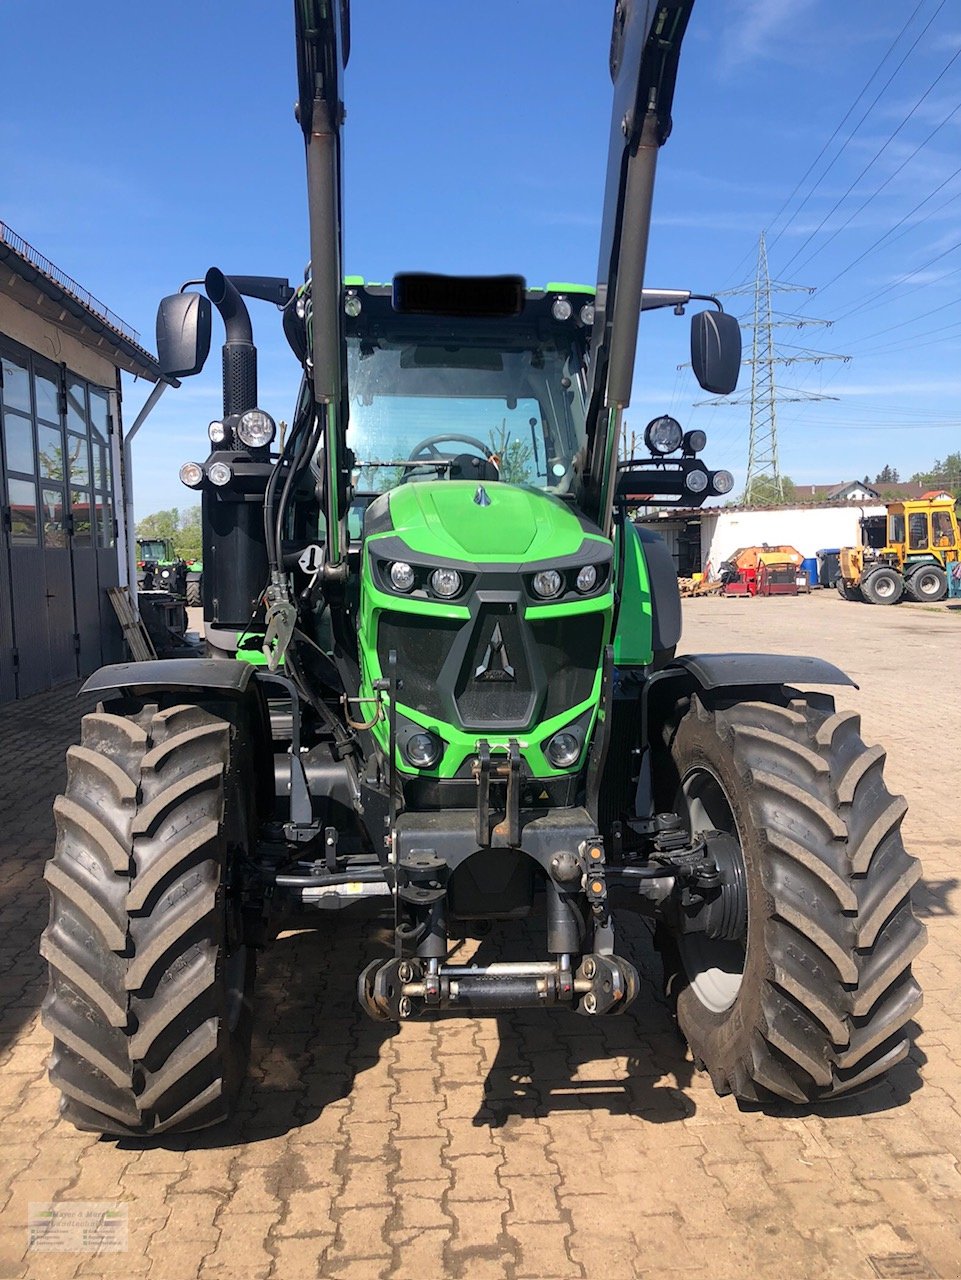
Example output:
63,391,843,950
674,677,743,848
719,545,804,597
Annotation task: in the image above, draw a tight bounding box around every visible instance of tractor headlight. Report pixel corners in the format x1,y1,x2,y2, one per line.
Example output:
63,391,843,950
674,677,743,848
237,409,276,449
344,291,362,317
576,564,598,593
685,469,708,494
430,567,462,598
405,732,442,769
208,420,227,445
207,461,232,487
389,561,415,592
179,461,204,488
712,470,735,495
532,569,563,598
683,429,707,454
644,415,684,455
551,297,573,321
579,303,595,326
546,731,581,768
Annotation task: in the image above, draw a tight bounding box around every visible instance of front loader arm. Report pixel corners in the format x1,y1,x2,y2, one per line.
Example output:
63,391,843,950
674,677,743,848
580,0,695,531
294,0,350,572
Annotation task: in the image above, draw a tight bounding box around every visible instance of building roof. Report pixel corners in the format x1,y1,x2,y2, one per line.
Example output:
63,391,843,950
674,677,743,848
0,221,170,384
634,499,889,521
792,481,880,501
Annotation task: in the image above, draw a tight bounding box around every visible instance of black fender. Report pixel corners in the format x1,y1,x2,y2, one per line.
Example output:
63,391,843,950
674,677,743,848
81,657,256,698
667,653,857,692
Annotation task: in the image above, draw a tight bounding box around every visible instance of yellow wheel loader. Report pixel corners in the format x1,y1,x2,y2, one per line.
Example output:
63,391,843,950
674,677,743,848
837,496,960,604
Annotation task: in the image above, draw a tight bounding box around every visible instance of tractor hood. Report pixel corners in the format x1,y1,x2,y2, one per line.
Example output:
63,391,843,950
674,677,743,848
373,481,600,563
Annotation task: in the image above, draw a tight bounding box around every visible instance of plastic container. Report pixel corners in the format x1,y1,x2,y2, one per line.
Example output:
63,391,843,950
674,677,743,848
817,549,841,588
801,557,818,587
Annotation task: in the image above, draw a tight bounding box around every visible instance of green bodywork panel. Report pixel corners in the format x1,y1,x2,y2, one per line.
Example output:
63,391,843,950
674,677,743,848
357,481,614,779
383,481,591,561
612,521,654,667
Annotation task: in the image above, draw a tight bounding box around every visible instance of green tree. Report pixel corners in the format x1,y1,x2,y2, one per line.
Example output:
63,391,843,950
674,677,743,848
488,421,533,485
874,464,899,484
910,451,961,512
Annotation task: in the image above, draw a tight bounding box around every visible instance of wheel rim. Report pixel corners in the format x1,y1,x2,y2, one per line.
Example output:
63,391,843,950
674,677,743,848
676,766,747,1014
874,575,896,599
917,571,940,597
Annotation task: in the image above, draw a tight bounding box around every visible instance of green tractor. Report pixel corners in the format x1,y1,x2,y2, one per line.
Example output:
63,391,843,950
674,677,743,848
136,536,203,606
41,0,923,1137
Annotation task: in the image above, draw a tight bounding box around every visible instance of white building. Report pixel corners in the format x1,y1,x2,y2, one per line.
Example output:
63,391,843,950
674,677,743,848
637,501,889,580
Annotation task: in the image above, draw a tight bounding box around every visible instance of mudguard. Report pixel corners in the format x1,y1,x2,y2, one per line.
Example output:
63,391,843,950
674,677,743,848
667,653,857,691
80,658,255,698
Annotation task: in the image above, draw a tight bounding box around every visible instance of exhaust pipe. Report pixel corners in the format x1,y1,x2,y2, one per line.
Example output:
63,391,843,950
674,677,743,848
204,267,257,416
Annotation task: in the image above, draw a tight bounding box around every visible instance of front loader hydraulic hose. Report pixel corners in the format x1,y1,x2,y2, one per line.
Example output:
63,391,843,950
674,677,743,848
263,382,313,574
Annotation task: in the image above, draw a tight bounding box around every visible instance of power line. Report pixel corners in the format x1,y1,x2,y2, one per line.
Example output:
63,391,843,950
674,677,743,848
777,44,961,277
832,241,961,323
790,97,961,281
719,0,936,290
798,166,961,299
766,0,949,259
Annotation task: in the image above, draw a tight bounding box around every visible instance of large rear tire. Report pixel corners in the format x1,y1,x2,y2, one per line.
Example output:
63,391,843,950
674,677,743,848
656,692,925,1103
185,577,202,608
41,702,256,1135
861,567,903,605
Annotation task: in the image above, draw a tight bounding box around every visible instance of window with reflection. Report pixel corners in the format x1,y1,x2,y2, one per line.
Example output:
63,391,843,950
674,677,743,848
1,355,31,414
34,369,59,423
41,486,68,547
908,512,928,550
3,412,35,474
7,477,37,541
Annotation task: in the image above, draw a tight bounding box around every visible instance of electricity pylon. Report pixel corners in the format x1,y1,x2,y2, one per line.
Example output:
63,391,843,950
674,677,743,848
696,232,849,503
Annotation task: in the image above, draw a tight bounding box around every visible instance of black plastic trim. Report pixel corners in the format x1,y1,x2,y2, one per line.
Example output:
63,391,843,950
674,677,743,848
668,653,857,691
81,658,255,697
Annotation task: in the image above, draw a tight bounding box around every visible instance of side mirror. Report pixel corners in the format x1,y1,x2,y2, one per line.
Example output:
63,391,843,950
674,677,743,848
156,292,212,377
690,309,741,396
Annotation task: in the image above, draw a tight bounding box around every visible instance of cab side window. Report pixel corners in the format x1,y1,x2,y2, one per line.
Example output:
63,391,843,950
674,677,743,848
908,512,928,550
933,511,954,546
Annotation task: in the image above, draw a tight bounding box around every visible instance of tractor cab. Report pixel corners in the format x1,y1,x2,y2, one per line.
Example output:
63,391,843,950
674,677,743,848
886,499,960,566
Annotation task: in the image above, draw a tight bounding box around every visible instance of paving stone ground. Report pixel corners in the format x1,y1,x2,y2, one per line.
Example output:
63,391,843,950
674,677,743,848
1,591,959,1279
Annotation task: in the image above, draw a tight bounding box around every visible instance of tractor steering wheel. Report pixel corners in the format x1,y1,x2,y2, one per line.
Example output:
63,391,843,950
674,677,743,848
405,433,497,466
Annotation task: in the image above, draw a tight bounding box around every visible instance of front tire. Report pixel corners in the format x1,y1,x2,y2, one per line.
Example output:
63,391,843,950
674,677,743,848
185,577,202,608
861,567,903,605
657,692,925,1103
41,702,256,1135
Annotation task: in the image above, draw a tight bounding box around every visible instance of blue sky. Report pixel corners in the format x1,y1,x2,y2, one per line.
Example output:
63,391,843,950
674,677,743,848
2,0,959,518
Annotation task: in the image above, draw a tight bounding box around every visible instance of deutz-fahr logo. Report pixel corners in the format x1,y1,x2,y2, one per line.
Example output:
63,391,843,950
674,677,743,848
474,622,515,682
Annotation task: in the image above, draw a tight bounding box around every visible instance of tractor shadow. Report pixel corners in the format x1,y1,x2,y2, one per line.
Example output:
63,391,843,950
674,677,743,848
466,911,699,1129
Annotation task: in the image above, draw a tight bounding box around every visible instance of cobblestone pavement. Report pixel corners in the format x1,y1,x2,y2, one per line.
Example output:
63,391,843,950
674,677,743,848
1,593,959,1279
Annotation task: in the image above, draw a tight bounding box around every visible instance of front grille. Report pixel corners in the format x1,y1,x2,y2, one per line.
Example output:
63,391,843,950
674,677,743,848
378,613,462,716
454,605,538,729
377,600,605,733
532,615,605,720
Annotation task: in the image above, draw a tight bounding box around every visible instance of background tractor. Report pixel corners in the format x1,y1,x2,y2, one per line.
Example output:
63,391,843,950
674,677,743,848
837,496,960,604
40,0,924,1138
136,536,204,606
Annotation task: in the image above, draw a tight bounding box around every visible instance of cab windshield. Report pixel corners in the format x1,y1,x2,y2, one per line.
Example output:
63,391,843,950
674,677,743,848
346,334,586,494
